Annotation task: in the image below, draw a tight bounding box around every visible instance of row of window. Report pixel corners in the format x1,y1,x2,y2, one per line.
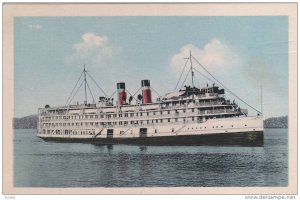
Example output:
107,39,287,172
187,126,222,130
40,123,249,136
41,108,235,121
40,116,208,127
41,129,95,135
186,124,248,130
159,99,224,106
40,116,246,129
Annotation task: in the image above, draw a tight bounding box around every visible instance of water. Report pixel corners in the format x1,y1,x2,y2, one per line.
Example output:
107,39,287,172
14,129,288,187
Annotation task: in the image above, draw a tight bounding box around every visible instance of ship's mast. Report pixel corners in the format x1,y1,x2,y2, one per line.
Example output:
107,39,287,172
190,49,194,88
84,64,87,105
261,83,263,114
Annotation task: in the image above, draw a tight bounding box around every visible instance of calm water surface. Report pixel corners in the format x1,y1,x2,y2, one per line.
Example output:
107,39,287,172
14,129,288,187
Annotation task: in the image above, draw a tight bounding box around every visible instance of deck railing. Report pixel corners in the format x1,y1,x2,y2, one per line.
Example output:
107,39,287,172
39,109,238,122
39,109,240,129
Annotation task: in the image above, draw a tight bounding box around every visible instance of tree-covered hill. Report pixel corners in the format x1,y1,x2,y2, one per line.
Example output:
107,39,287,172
263,115,288,128
13,115,38,129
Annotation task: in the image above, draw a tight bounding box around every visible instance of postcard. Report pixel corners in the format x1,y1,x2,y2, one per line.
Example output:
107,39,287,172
2,3,297,196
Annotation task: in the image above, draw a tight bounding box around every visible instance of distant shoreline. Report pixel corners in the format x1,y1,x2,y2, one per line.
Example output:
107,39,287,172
13,115,288,129
263,116,288,129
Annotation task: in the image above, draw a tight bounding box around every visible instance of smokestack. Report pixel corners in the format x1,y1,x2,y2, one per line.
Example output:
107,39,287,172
117,82,126,106
141,80,152,104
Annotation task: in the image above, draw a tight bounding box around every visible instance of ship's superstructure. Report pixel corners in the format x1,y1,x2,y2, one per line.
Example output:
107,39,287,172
37,52,264,146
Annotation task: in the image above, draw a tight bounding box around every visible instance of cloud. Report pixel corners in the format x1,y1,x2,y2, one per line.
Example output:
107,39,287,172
66,33,120,67
74,33,108,55
170,39,239,75
28,24,42,30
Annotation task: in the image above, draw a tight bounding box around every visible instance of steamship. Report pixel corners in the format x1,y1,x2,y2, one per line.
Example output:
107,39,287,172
37,52,264,146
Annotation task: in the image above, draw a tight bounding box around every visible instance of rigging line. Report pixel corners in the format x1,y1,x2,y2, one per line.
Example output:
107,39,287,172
109,90,117,99
132,87,142,97
84,65,87,104
193,68,215,84
191,55,223,86
194,74,201,87
191,55,262,114
86,81,95,103
150,86,162,97
179,68,192,90
86,72,109,97
66,79,85,106
65,71,84,106
125,89,138,101
192,55,261,114
174,59,189,91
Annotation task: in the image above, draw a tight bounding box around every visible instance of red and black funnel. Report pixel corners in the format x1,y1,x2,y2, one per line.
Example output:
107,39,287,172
141,80,152,104
117,82,126,106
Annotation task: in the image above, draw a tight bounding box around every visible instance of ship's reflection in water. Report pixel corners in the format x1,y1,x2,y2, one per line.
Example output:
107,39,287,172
118,153,128,177
117,148,151,178
89,144,153,185
138,146,151,177
107,144,113,151
14,129,288,187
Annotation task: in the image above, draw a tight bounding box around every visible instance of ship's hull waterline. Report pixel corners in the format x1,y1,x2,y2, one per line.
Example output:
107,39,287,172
39,131,263,146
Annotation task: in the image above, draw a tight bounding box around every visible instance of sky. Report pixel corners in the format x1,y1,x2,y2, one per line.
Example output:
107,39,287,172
14,16,288,118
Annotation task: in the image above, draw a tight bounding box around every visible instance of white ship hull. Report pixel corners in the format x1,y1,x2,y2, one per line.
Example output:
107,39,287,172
38,116,263,146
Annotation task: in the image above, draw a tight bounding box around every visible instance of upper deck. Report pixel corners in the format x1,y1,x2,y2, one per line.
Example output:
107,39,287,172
38,85,246,119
